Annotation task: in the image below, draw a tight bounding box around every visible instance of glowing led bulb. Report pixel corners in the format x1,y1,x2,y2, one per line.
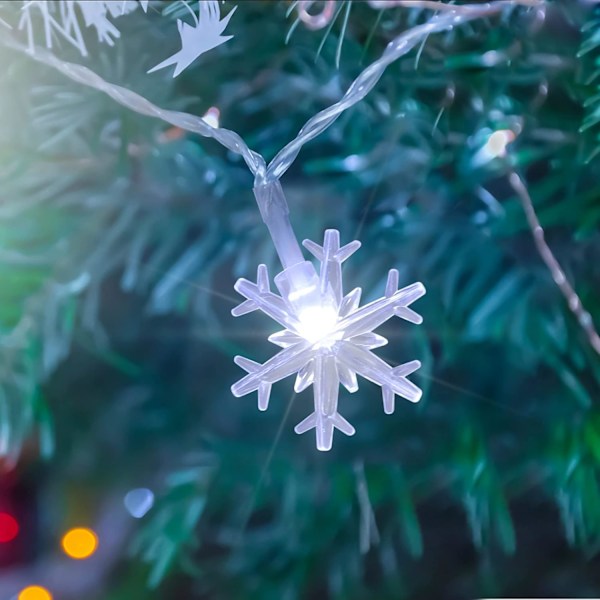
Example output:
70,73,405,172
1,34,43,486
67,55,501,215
61,527,98,560
296,305,339,346
484,129,515,158
124,487,155,518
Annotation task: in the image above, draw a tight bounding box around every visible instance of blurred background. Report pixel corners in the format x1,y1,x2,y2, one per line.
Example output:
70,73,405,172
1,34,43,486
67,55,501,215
1,0,600,598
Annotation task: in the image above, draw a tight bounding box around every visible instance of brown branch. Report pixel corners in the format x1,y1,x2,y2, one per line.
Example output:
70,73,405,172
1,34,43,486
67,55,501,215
508,171,600,356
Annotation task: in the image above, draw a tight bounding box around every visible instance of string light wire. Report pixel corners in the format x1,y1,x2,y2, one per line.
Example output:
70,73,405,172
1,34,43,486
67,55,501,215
1,1,540,188
0,31,266,178
8,0,594,364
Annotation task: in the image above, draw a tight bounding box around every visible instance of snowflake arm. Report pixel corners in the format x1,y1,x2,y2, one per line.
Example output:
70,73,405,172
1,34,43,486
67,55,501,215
336,343,422,413
293,353,356,452
18,0,145,56
231,264,290,328
232,341,312,408
231,229,426,451
302,229,361,303
78,3,121,46
148,0,236,77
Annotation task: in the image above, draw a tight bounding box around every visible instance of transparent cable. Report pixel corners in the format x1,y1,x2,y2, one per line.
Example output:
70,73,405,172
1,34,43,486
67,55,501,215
0,1,538,448
0,32,266,179
265,1,538,182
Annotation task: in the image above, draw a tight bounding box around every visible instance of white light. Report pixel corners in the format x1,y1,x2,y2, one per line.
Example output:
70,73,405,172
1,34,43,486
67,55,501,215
124,488,155,519
296,305,339,346
342,154,365,171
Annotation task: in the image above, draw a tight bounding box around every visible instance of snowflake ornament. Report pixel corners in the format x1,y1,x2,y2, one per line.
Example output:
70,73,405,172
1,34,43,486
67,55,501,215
148,0,236,78
18,0,147,56
231,229,426,451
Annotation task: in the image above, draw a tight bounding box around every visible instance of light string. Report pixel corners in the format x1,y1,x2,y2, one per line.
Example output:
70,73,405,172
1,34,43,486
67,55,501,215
366,0,541,11
266,1,540,182
294,0,542,31
8,0,595,362
3,1,539,188
0,1,540,293
0,31,267,178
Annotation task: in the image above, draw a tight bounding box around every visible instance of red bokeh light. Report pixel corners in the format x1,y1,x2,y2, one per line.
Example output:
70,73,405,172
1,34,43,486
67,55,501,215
0,512,19,543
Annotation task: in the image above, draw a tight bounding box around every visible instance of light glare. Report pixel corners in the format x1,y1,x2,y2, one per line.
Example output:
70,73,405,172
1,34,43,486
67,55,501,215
296,305,339,345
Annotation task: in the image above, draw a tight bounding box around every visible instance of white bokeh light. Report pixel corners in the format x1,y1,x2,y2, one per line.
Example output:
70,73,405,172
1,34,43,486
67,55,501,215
124,488,155,519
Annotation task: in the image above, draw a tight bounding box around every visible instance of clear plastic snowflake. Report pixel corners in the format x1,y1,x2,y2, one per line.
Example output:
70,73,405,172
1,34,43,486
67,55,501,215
231,229,426,451
148,0,236,78
18,0,148,56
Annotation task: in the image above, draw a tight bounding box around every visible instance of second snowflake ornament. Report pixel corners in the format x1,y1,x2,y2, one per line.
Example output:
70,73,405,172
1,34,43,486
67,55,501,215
231,222,426,451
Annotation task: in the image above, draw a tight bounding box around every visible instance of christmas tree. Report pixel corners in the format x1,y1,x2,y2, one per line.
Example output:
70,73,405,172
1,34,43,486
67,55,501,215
1,0,600,598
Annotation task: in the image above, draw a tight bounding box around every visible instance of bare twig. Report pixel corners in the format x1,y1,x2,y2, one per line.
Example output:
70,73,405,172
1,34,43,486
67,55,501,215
508,171,600,356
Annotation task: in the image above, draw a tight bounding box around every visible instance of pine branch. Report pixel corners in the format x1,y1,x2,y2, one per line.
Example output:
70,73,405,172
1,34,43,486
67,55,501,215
579,9,600,162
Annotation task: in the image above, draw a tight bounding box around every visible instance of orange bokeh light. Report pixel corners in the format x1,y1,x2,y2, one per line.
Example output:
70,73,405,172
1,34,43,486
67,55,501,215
61,527,98,560
18,586,53,600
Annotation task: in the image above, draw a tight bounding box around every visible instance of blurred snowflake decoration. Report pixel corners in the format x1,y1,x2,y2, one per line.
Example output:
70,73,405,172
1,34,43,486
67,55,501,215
148,0,236,77
19,0,148,56
232,230,426,451
18,0,234,77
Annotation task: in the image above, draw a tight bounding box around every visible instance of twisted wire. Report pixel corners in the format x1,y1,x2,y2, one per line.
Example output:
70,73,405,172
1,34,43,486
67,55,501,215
367,0,541,11
265,1,540,181
6,4,597,360
0,1,537,186
0,32,267,178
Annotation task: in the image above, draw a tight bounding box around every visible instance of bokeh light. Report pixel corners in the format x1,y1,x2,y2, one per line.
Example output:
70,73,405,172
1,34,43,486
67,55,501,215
61,527,98,560
0,512,19,543
124,487,155,519
18,586,53,600
483,129,516,159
